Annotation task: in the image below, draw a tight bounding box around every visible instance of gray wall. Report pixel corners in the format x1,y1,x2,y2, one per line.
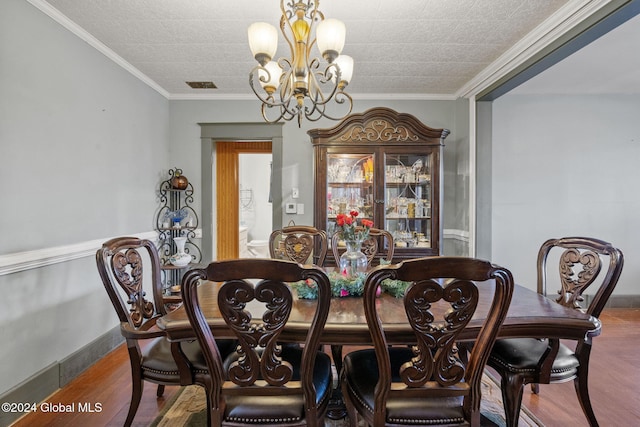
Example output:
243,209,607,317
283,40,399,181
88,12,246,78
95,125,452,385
490,94,639,295
0,0,170,395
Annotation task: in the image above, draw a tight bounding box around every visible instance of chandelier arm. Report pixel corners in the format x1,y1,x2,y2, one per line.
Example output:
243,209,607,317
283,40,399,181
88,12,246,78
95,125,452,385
279,12,296,60
304,90,353,122
280,0,294,23
306,63,341,107
260,105,284,124
278,70,303,118
249,65,293,109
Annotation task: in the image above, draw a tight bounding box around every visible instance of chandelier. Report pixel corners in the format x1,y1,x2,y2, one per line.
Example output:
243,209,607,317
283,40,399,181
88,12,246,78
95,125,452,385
248,0,354,126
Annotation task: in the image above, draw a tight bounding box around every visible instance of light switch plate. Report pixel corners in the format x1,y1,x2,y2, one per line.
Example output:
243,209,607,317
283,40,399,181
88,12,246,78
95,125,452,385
297,203,304,215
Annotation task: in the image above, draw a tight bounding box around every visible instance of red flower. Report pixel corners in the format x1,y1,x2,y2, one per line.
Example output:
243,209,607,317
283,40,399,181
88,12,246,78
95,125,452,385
340,289,350,297
335,211,372,242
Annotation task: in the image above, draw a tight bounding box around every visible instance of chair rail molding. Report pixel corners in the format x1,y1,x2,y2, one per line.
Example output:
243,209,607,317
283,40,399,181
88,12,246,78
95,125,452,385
444,228,469,242
0,231,161,276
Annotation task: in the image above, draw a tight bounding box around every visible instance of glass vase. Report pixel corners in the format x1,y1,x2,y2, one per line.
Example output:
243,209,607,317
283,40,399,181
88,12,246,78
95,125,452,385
339,240,368,278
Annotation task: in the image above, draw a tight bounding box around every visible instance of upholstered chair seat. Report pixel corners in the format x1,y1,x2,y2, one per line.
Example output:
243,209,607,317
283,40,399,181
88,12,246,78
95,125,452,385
140,338,208,382
343,347,467,425
222,345,333,424
489,338,579,382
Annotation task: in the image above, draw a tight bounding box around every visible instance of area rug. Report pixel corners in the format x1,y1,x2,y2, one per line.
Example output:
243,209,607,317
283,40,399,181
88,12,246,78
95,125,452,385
151,371,544,427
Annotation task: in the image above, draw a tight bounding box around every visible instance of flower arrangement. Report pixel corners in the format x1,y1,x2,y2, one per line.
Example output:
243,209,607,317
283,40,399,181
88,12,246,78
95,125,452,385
291,271,412,300
335,211,374,242
292,271,366,299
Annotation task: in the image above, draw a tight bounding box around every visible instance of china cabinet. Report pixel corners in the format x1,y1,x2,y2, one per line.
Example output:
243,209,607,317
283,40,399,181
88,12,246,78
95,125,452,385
309,107,449,264
155,167,202,293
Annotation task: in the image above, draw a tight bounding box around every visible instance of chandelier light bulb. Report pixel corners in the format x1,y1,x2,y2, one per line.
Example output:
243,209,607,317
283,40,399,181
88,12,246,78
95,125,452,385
248,22,278,66
334,55,354,88
258,61,283,95
316,18,346,63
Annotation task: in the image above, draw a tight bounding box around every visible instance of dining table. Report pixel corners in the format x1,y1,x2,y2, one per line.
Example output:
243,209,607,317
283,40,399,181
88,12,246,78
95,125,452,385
157,278,600,382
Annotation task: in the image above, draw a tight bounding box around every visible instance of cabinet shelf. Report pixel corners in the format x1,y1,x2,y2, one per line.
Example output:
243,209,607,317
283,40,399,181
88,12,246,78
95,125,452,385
158,226,196,231
386,216,431,220
328,181,373,186
385,180,430,186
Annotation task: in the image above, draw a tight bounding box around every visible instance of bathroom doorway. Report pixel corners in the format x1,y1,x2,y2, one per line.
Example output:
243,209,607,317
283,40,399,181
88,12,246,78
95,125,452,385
216,141,272,260
239,152,273,257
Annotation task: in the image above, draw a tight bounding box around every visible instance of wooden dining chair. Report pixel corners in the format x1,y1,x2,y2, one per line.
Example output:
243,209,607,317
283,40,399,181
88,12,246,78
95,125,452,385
269,225,328,265
331,227,395,266
181,258,334,426
487,237,623,427
96,237,235,427
341,257,514,427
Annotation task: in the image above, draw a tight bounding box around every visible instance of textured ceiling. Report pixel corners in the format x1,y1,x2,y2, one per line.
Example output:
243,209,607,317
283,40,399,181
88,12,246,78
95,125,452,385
34,0,630,99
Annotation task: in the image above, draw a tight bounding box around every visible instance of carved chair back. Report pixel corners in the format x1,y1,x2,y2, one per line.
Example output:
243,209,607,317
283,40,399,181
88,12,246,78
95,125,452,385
331,227,394,266
181,258,333,426
537,237,624,318
356,257,513,426
96,237,165,334
268,225,328,266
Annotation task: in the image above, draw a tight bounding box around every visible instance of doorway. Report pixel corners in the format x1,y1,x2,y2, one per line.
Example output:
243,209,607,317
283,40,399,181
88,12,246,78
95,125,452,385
216,141,272,260
239,152,273,249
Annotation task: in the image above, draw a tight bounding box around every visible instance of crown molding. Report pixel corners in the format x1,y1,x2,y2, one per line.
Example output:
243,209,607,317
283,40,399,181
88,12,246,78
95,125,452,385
26,0,170,98
457,0,616,98
167,92,458,101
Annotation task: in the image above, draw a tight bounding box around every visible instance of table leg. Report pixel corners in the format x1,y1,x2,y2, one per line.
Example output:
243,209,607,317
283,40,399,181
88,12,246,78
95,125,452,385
326,344,347,420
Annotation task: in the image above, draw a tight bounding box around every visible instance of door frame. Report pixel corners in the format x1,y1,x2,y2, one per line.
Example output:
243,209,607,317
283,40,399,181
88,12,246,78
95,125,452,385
199,123,283,262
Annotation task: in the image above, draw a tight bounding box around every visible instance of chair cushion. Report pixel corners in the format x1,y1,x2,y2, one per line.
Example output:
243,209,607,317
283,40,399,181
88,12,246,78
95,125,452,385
142,338,236,382
223,345,333,423
343,348,466,425
489,338,579,381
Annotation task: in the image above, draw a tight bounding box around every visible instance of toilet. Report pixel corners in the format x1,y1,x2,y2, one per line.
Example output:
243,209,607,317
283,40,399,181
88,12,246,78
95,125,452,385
247,239,270,258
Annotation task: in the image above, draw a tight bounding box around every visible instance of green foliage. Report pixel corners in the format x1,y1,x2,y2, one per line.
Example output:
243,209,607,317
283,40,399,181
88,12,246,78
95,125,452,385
380,278,412,298
291,272,411,299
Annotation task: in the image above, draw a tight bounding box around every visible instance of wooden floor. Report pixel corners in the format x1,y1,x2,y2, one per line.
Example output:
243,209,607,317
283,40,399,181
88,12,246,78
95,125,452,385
11,308,640,427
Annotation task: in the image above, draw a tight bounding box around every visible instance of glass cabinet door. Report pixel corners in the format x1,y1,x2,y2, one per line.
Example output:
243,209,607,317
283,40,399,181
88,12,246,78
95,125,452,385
325,153,374,237
384,153,433,249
